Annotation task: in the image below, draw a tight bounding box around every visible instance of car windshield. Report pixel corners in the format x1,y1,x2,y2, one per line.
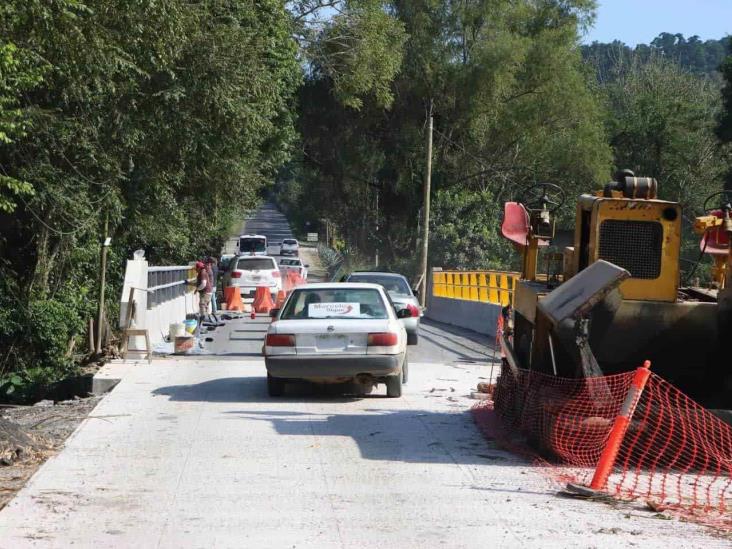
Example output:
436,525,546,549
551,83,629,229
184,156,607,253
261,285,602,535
236,257,274,271
280,288,388,320
280,259,300,266
347,275,411,295
240,238,266,253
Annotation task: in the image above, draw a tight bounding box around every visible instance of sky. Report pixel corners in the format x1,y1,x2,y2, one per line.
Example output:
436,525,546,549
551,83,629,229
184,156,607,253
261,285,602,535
583,0,732,46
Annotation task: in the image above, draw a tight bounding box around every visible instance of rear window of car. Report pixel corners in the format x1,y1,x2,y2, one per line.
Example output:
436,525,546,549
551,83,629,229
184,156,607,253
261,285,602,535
346,275,411,295
283,239,297,245
280,288,388,320
279,259,300,266
235,257,275,271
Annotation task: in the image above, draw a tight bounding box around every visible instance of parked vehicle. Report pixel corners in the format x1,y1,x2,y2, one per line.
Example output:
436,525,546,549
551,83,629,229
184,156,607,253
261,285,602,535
279,258,309,280
222,255,282,300
280,238,299,256
238,234,267,256
343,272,422,345
264,283,409,397
220,254,235,272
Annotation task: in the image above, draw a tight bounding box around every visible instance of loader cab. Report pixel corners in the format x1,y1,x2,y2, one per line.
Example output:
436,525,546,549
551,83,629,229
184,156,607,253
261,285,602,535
565,178,682,303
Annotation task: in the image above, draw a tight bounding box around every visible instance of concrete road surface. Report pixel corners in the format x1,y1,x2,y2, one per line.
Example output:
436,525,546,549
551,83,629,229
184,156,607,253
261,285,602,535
0,351,721,548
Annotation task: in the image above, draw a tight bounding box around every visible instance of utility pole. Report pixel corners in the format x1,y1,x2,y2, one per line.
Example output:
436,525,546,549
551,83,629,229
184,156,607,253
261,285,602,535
375,188,379,268
95,214,110,355
418,109,433,307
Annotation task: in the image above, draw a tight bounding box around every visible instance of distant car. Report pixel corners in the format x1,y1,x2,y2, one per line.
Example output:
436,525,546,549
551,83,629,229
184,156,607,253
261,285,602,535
280,238,299,256
264,283,409,397
344,272,422,345
279,257,309,280
222,255,282,300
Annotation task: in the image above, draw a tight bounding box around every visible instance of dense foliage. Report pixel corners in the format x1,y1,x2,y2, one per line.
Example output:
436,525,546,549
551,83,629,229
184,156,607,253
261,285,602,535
583,33,729,80
282,0,609,273
282,23,732,277
0,1,300,395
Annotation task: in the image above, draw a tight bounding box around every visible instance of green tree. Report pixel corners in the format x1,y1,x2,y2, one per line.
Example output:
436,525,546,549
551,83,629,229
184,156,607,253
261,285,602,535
287,0,610,274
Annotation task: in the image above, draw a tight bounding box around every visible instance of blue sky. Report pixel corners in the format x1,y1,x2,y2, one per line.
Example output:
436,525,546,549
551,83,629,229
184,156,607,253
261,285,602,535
584,0,732,46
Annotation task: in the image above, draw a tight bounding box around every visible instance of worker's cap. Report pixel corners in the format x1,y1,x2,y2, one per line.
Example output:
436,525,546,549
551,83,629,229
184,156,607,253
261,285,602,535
205,256,215,264
195,261,205,270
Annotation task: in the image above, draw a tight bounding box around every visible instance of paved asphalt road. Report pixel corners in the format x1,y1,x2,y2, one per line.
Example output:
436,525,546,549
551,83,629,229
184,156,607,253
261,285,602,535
0,204,720,548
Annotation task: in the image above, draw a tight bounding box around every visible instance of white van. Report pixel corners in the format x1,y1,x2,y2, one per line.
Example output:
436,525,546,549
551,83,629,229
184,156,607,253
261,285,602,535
238,234,267,256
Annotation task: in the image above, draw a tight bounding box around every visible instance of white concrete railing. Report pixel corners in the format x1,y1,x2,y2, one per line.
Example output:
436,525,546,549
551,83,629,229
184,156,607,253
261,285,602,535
119,258,199,349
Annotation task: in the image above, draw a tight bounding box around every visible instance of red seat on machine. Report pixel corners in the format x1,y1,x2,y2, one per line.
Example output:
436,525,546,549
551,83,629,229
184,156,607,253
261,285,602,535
700,210,730,255
501,202,549,247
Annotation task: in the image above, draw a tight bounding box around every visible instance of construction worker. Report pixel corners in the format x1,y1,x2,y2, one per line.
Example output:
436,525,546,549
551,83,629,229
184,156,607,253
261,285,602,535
190,261,211,340
205,256,220,316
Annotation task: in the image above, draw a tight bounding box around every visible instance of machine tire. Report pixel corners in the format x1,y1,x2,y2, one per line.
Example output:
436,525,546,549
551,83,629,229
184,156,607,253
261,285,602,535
385,374,403,398
407,332,419,346
402,355,409,384
267,374,285,397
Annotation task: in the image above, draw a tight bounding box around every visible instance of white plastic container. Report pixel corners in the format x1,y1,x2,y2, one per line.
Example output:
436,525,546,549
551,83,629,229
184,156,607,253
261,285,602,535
169,322,185,338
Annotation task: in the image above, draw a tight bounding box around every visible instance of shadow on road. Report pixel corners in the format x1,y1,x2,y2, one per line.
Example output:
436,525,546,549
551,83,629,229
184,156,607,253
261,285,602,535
151,375,521,467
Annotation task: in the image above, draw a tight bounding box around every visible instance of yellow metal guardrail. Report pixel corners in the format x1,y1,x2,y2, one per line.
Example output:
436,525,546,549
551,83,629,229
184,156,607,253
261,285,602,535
432,270,519,306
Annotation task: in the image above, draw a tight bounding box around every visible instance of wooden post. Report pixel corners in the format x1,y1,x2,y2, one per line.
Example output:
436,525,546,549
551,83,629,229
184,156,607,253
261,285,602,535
95,214,109,355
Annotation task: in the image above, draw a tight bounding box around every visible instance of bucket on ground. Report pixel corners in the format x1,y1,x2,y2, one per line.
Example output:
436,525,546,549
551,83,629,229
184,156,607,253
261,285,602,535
169,322,185,338
184,319,197,334
174,335,195,354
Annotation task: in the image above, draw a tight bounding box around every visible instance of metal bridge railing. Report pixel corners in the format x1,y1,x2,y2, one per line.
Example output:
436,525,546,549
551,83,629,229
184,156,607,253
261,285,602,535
146,265,196,310
432,270,519,306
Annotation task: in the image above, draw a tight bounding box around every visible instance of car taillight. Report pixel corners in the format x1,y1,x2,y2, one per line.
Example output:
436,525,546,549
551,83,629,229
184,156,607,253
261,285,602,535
367,332,398,346
272,270,281,278
231,271,242,278
266,334,295,347
406,304,420,317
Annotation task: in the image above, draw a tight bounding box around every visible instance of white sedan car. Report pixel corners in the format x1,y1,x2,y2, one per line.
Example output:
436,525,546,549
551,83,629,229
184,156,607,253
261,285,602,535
263,283,409,397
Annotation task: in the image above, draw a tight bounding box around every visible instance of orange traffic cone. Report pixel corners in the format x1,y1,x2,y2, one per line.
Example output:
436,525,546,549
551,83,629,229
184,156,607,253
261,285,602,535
224,286,244,312
275,290,287,308
253,286,275,314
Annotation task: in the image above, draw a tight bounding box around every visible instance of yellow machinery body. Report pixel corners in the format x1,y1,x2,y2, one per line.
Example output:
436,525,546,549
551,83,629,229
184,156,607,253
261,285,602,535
507,182,730,414
565,194,682,302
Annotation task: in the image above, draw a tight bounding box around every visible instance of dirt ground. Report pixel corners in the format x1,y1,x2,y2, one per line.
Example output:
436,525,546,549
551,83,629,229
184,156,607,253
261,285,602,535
0,396,102,510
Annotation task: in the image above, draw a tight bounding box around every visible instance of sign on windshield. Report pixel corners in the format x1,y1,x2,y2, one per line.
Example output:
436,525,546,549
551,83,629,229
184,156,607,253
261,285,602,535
308,303,361,318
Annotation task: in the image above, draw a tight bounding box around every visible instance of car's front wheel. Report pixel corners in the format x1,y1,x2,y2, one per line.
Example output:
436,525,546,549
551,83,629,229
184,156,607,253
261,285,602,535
385,374,402,398
267,373,285,397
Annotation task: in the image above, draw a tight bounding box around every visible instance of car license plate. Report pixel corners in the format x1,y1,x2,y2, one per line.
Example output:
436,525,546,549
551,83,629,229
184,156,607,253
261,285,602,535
316,334,347,351
252,275,261,281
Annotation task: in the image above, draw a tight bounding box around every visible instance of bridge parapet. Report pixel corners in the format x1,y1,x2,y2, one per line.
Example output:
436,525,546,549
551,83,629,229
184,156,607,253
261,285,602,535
120,257,199,351
427,269,519,337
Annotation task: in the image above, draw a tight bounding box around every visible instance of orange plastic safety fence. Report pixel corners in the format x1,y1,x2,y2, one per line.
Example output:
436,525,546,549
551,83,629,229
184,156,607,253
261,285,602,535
474,365,732,531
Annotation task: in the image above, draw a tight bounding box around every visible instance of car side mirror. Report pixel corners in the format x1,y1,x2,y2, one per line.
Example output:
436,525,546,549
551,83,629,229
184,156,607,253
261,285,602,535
304,264,310,268
269,308,280,319
396,308,411,319
412,288,420,298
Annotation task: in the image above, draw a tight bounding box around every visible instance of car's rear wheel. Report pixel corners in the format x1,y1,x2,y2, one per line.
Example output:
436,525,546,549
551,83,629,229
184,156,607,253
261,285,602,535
385,374,402,398
407,332,419,346
267,373,285,397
